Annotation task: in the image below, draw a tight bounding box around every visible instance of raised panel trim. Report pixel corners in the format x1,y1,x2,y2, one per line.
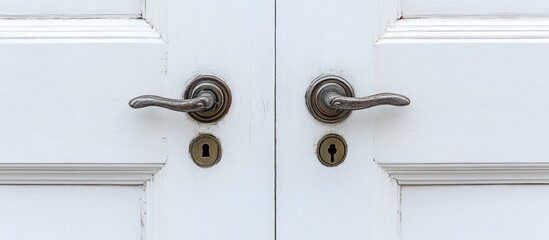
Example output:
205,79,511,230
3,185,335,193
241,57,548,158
0,19,163,42
0,163,164,184
378,19,549,43
379,162,549,185
376,162,549,240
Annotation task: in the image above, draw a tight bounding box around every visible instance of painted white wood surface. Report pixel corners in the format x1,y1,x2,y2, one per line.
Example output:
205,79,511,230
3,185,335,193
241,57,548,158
401,185,549,240
0,1,275,240
0,19,167,164
372,12,549,240
1,0,274,237
280,0,549,239
0,185,144,240
0,0,142,18
375,35,549,164
373,17,549,239
401,0,549,18
277,0,379,239
160,0,275,239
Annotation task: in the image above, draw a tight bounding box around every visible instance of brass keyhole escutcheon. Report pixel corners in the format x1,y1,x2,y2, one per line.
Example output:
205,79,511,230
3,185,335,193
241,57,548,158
317,134,347,167
190,134,222,168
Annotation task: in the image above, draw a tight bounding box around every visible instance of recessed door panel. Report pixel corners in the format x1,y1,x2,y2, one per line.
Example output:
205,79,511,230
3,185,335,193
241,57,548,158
401,185,549,240
0,185,144,240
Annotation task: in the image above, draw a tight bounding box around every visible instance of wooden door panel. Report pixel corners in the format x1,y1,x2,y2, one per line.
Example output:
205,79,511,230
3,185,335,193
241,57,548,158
0,185,144,240
278,0,549,239
0,0,275,238
0,19,166,164
374,17,549,240
401,185,549,240
375,20,549,164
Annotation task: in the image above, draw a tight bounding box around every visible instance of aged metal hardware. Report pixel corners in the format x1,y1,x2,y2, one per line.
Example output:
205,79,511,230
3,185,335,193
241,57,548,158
317,134,347,167
129,75,231,123
189,134,222,167
306,75,410,123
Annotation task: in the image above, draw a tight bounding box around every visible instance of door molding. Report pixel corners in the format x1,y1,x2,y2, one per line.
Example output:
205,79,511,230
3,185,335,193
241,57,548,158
0,162,166,240
376,162,549,240
0,163,164,184
373,0,549,43
0,19,163,42
379,162,549,185
378,19,549,43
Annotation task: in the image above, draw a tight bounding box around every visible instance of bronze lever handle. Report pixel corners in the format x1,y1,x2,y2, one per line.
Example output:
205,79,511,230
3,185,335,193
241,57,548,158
129,75,232,123
306,75,410,123
129,91,215,112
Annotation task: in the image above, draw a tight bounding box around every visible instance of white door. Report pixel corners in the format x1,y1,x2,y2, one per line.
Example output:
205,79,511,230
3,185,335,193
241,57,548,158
6,0,549,239
0,0,274,240
278,0,549,239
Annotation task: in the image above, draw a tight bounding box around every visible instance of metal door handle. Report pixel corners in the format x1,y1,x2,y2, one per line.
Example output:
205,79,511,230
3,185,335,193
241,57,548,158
129,92,215,112
129,76,232,123
306,75,410,123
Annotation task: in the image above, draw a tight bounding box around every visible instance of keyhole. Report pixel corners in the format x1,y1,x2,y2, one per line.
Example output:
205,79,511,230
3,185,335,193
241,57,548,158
202,144,211,158
328,144,337,163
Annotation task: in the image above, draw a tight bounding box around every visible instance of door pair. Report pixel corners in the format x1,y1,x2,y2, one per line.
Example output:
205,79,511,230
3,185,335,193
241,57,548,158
4,0,549,239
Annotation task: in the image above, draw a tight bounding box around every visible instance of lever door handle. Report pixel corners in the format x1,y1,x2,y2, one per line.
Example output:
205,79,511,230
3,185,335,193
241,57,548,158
129,76,232,123
306,75,410,123
326,92,409,110
129,92,215,112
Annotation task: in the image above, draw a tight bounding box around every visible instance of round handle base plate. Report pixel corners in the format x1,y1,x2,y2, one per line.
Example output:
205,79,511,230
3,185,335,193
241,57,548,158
305,75,354,123
185,76,232,123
